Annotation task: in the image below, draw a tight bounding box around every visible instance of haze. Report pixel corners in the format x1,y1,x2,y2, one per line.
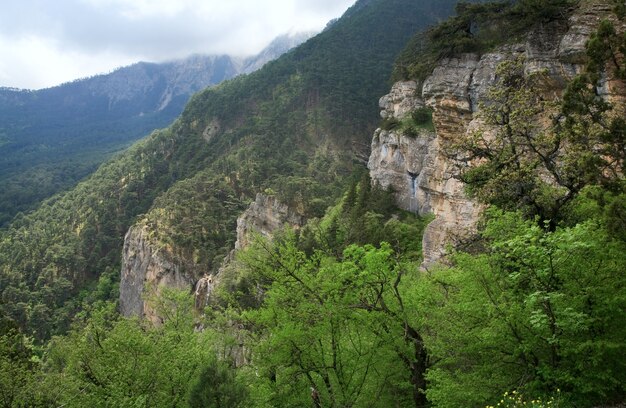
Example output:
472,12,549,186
0,0,354,90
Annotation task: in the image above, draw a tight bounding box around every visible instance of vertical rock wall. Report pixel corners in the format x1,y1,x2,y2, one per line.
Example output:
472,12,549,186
369,3,614,266
119,226,195,322
120,194,304,318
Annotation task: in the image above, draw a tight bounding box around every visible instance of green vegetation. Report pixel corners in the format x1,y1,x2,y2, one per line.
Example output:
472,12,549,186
0,84,191,228
393,0,576,82
381,107,434,136
448,25,625,228
0,1,624,407
232,178,429,406
422,210,626,407
0,0,461,343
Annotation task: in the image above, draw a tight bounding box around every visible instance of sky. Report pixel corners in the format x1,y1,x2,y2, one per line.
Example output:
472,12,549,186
0,0,355,90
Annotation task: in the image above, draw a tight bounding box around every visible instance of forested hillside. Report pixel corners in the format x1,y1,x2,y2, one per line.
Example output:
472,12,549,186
1,0,625,407
0,0,462,341
0,33,312,227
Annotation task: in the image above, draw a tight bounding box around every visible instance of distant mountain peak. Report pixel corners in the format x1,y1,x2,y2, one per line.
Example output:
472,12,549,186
241,31,317,74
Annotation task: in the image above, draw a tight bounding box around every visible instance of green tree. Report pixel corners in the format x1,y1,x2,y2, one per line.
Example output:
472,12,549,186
187,359,247,408
422,209,626,407
44,292,225,408
240,232,429,407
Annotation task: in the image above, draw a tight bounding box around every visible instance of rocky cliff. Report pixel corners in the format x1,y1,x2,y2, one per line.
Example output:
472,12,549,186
121,193,304,318
369,1,616,266
119,226,196,322
194,193,304,308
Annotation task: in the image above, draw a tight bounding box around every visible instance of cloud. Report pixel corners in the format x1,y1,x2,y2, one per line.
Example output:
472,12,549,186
0,0,355,89
0,0,354,88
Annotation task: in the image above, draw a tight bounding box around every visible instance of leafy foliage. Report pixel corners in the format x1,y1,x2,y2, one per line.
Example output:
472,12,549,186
421,209,626,407
0,0,462,342
42,291,237,408
0,60,231,227
450,45,625,226
0,2,624,408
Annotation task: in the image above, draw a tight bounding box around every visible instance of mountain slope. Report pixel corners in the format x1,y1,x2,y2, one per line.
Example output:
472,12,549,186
0,34,311,227
0,0,465,340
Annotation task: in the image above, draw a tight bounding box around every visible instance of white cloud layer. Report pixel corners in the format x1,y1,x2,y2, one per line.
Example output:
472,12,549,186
0,0,355,89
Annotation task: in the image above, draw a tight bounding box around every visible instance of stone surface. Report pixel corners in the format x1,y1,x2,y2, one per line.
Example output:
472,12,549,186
120,192,305,318
194,193,305,308
379,80,422,119
119,225,195,321
369,2,617,267
234,193,305,251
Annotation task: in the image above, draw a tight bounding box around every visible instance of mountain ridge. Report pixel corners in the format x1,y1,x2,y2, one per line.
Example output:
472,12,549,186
0,31,314,227
0,0,465,340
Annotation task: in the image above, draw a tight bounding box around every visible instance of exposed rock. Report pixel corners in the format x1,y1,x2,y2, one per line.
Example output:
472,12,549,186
422,54,479,140
202,119,220,142
194,193,305,309
241,31,317,74
194,274,216,310
234,193,305,251
558,1,614,64
119,225,195,321
379,81,422,119
370,2,617,267
121,192,305,320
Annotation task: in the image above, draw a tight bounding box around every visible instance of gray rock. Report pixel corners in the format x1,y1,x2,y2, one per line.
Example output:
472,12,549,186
369,2,617,267
195,193,304,309
235,193,305,251
379,80,422,119
120,193,305,318
119,226,195,321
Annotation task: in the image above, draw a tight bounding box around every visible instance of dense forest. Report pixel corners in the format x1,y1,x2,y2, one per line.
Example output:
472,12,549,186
1,0,625,407
0,56,239,227
0,41,313,228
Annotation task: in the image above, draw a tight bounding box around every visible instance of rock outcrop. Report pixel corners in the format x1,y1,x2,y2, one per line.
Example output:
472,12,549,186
121,193,304,318
234,193,304,251
119,226,195,322
369,78,482,266
369,2,616,267
194,193,305,308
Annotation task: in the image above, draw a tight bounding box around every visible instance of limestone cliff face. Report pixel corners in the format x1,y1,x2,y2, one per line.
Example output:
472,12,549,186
234,193,304,251
119,226,195,321
194,193,305,308
121,193,304,318
369,2,613,266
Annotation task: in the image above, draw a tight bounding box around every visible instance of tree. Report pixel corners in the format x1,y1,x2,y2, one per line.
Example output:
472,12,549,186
240,233,429,407
451,57,575,225
421,209,626,407
452,12,626,228
44,293,224,408
188,359,247,408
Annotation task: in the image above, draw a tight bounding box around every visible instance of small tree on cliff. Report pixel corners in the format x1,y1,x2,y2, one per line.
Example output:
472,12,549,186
451,43,625,227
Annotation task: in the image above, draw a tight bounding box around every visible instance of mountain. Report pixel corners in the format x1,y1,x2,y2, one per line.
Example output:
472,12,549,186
0,0,464,341
2,1,625,406
241,31,317,74
0,33,312,227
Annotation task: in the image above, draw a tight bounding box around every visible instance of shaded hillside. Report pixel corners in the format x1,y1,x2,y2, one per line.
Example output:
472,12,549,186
0,0,464,340
0,34,311,227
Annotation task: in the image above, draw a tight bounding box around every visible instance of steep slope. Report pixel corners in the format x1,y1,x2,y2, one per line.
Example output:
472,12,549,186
369,0,623,265
116,0,469,319
241,32,316,74
0,55,238,227
0,0,465,338
0,34,310,227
